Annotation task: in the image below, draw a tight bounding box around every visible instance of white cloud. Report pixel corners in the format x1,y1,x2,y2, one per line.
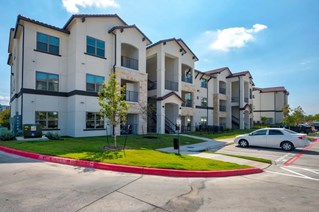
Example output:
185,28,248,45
210,24,267,52
0,95,10,105
62,0,120,13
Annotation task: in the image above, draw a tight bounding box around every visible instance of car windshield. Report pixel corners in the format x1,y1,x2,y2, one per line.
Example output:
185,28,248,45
284,129,298,134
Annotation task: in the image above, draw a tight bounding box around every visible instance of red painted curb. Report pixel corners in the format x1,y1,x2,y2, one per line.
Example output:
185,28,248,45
284,139,319,166
0,146,263,177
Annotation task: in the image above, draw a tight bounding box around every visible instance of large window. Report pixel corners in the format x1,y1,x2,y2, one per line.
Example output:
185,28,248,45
201,79,207,88
86,112,104,129
36,72,59,91
86,74,105,92
86,36,105,58
35,111,58,129
36,32,59,55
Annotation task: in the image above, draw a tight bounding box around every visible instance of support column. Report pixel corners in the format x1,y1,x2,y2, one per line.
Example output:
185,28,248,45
157,101,165,134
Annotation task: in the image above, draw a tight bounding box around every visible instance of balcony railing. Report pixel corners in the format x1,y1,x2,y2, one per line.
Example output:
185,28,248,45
182,99,193,108
219,105,226,112
219,87,226,94
121,56,138,70
165,80,178,91
182,75,192,83
231,97,239,102
125,90,138,102
148,80,157,90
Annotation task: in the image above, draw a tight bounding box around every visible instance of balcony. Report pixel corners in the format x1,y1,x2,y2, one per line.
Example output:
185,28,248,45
148,80,157,90
219,105,226,112
125,90,138,102
165,80,178,91
219,87,226,94
231,97,239,102
121,56,138,70
182,99,193,108
182,74,192,84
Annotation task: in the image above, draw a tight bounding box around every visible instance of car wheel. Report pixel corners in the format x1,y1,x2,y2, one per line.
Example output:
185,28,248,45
239,139,249,148
281,141,294,151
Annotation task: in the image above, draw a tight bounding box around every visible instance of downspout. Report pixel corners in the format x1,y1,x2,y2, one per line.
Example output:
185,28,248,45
18,23,25,129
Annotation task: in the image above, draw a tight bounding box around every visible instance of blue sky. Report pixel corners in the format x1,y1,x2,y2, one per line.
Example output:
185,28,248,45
0,0,318,115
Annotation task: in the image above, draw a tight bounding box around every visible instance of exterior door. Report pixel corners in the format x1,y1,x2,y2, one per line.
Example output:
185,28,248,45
249,129,268,147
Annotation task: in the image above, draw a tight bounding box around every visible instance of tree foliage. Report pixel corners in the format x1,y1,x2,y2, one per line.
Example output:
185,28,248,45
0,109,10,129
98,73,129,147
282,105,306,126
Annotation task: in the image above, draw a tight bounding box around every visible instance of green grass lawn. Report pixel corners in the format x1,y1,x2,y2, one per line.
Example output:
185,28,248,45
0,134,250,170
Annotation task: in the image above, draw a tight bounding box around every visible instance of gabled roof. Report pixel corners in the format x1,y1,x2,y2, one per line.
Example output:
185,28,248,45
63,14,127,29
108,25,152,44
205,67,230,75
254,86,289,95
157,92,184,102
14,15,70,38
176,39,199,61
147,38,185,53
226,71,252,79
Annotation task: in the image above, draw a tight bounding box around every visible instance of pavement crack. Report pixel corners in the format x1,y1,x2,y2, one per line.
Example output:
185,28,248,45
153,180,206,212
74,175,144,212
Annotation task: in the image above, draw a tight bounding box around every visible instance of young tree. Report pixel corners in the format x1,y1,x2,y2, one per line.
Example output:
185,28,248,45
0,109,10,129
292,106,305,125
98,73,129,147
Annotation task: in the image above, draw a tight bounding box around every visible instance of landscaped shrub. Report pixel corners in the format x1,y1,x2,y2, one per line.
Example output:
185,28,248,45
45,132,62,140
0,128,15,141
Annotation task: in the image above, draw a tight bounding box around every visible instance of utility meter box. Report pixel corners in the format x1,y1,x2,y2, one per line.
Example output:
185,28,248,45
23,124,42,138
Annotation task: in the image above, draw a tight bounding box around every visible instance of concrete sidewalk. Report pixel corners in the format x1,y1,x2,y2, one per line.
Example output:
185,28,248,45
157,134,270,169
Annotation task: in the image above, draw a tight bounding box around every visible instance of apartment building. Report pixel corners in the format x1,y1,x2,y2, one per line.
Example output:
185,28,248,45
146,38,198,134
8,14,288,136
253,86,289,124
8,14,151,137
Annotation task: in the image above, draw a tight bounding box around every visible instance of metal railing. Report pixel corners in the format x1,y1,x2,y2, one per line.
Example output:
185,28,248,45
165,80,178,91
125,90,138,102
182,100,193,107
121,56,138,70
219,105,226,112
219,87,226,94
231,97,239,102
148,80,157,90
182,75,192,83
121,124,138,135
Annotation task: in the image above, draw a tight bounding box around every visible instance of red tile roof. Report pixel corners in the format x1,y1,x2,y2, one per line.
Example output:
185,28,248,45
157,92,184,102
253,86,289,94
205,67,229,75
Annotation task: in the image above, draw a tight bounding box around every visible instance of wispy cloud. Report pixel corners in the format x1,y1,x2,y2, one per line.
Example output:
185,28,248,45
0,95,10,105
62,0,120,13
209,24,267,52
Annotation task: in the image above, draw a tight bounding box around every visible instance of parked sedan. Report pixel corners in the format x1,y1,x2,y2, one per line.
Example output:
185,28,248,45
234,128,310,151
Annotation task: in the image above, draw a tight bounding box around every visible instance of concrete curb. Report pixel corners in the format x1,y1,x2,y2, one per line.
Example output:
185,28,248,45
0,146,263,178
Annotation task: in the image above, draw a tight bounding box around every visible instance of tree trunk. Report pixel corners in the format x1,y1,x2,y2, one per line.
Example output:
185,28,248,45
113,125,117,147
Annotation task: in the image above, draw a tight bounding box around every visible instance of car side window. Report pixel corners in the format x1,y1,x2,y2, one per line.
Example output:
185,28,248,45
269,130,284,135
252,130,267,136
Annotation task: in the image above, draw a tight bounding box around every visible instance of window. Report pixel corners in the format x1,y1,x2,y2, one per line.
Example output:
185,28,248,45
36,32,59,55
86,112,104,129
200,117,207,125
201,79,207,88
35,111,58,129
86,74,105,92
201,97,207,107
86,36,105,58
36,72,59,91
269,130,284,135
251,129,267,136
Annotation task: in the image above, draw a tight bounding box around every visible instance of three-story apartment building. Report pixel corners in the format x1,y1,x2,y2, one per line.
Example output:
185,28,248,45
8,14,288,136
8,14,151,137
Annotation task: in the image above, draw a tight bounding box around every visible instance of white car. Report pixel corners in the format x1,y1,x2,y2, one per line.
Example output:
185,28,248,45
234,128,310,151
